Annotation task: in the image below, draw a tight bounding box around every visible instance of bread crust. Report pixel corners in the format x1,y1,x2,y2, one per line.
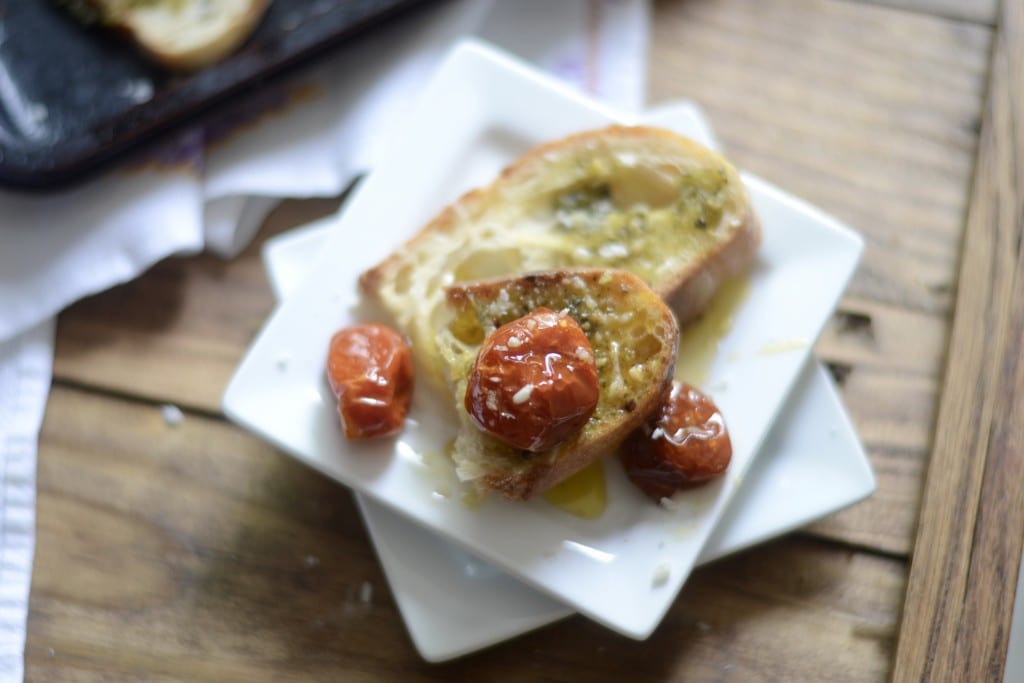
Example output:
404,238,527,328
665,200,761,324
445,269,679,500
89,0,270,71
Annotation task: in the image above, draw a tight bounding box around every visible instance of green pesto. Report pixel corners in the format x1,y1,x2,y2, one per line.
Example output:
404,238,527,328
551,163,732,284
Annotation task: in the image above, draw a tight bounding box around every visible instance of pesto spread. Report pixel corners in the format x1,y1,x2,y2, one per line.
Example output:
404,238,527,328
550,160,732,285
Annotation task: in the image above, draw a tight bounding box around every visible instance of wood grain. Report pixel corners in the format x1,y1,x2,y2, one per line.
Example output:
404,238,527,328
809,297,946,554
645,0,991,559
28,385,905,681
860,0,997,24
650,0,990,315
892,1,1024,679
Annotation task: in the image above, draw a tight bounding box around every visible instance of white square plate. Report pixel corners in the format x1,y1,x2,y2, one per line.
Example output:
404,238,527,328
223,40,865,639
263,209,874,662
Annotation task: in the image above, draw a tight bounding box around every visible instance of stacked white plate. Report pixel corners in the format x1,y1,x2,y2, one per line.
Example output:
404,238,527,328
224,40,874,662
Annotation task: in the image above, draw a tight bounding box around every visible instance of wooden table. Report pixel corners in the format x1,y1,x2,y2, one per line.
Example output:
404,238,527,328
26,1,1024,680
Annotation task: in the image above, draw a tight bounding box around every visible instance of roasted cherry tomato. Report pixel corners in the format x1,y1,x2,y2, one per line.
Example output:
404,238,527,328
326,323,414,440
465,307,600,452
621,382,732,500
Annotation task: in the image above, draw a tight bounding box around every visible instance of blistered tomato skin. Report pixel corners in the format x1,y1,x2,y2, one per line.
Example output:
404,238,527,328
465,307,600,452
622,382,732,501
326,323,414,440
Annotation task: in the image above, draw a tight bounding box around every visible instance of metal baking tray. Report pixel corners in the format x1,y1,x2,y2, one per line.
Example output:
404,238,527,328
0,0,430,189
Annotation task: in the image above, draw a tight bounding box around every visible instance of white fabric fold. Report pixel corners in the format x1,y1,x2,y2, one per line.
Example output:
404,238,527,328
0,320,53,682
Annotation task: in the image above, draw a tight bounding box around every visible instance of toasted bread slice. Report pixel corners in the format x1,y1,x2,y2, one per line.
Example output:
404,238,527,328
359,125,760,390
441,269,679,500
87,0,269,70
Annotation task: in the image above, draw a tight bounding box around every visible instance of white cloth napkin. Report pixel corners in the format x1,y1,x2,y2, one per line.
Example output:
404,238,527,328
0,321,51,683
0,1,649,678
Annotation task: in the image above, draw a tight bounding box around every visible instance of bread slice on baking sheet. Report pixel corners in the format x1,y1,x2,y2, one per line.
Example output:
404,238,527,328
84,0,270,70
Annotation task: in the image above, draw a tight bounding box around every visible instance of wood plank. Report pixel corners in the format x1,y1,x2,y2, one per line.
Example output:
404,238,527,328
27,385,905,681
856,0,997,25
892,2,1024,679
807,296,944,553
817,296,947,376
650,0,991,315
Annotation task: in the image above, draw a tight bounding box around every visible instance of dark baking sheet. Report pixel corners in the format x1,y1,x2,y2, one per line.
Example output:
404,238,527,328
0,0,432,189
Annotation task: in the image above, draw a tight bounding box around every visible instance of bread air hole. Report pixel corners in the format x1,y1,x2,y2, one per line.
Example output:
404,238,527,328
452,249,524,283
393,264,414,295
449,310,485,345
627,334,663,368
